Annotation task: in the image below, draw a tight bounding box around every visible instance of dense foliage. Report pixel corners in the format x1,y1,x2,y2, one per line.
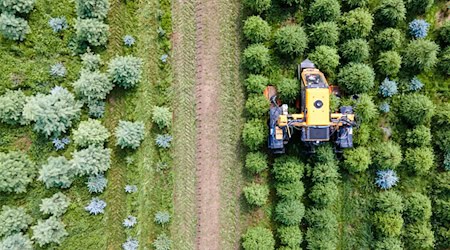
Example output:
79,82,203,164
242,44,270,73
340,39,370,63
0,13,29,41
344,147,371,173
243,16,270,43
403,39,439,73
337,63,374,94
72,70,113,103
272,156,304,183
31,217,68,246
0,233,33,250
0,206,32,237
244,74,268,94
308,46,340,76
39,192,70,217
115,120,145,149
275,199,305,225
108,55,143,89
274,25,308,56
340,8,373,39
377,52,401,77
0,90,26,125
75,18,109,47
404,147,434,175
243,183,269,206
242,227,275,250
242,119,265,151
245,152,268,174
152,106,172,129
374,0,406,27
243,0,270,13
71,145,111,176
309,22,339,47
73,119,110,147
376,28,402,51
38,156,75,189
307,0,341,23
398,94,434,125
371,141,402,169
245,94,269,118
76,0,109,19
0,151,35,194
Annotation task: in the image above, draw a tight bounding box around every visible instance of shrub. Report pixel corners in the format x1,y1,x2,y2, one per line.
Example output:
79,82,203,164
405,0,433,15
0,0,35,14
404,192,431,223
373,212,403,237
75,18,109,47
243,0,270,13
275,199,305,226
108,56,143,88
38,156,75,189
307,0,341,23
0,206,32,237
81,52,102,71
309,22,339,47
340,8,373,39
88,100,105,118
242,119,265,151
0,152,35,194
305,209,338,249
274,25,308,56
123,35,135,46
277,77,299,103
337,63,374,94
374,0,406,27
22,87,82,138
376,28,402,51
154,211,170,225
115,120,145,149
377,52,401,77
404,147,434,175
245,74,268,94
308,46,339,76
340,39,369,63
372,142,402,169
379,78,398,97
403,40,439,72
72,70,113,102
0,13,29,41
315,144,336,164
409,19,430,39
0,89,26,125
39,192,70,217
344,147,371,173
50,63,67,78
278,226,302,248
398,94,434,125
375,169,399,189
309,181,338,207
374,237,402,250
245,152,268,174
275,180,304,200
409,76,424,91
374,191,403,214
85,197,106,215
31,217,67,246
444,151,450,171
242,44,270,73
155,134,173,148
87,174,107,193
152,106,172,129
123,215,137,228
273,156,304,183
123,237,139,250
71,145,111,176
354,94,378,122
243,16,270,43
439,21,450,46
73,119,110,147
404,223,435,249
379,102,390,113
311,162,339,183
49,17,68,33
245,94,269,118
405,126,431,147
0,233,32,250
153,234,171,250
243,183,269,206
76,0,109,19
242,227,274,250
440,47,450,76
125,185,138,193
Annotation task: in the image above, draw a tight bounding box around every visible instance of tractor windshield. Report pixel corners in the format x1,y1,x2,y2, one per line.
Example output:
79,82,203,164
305,73,327,88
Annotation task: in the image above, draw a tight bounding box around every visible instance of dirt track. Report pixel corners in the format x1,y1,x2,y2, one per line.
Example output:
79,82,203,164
194,0,222,248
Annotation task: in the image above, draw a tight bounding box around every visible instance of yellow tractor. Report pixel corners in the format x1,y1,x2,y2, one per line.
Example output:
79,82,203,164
265,59,356,154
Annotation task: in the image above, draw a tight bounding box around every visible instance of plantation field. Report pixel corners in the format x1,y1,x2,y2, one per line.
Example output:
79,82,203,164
0,0,450,249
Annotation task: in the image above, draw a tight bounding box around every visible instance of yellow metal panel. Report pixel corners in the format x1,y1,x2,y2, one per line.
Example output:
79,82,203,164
306,88,330,125
278,115,288,127
291,114,304,120
275,127,284,140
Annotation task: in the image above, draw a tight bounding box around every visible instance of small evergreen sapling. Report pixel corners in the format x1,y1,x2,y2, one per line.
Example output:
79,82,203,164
243,183,269,206
73,119,110,147
244,74,268,94
71,145,111,176
242,119,265,151
309,22,339,47
242,44,270,73
245,152,268,174
272,156,304,183
123,215,137,228
379,78,398,97
39,192,70,217
243,0,270,13
375,169,399,189
124,185,138,193
115,120,145,149
340,39,370,63
123,35,135,46
31,217,68,246
274,25,308,56
52,137,70,150
152,234,172,250
0,151,35,194
371,141,402,169
374,0,406,27
88,100,105,118
76,0,110,19
404,147,434,175
152,106,172,129
81,52,102,71
72,70,113,102
275,199,305,226
242,227,275,250
307,0,341,23
87,174,108,193
337,63,374,94
403,39,439,73
277,226,302,248
0,89,27,125
344,147,371,173
85,197,106,215
376,28,402,51
406,125,431,147
376,51,401,76
160,54,168,63
123,237,139,250
340,8,373,39
245,94,270,118
379,103,390,113
243,16,270,43
108,56,143,89
75,18,109,47
38,156,75,189
277,77,300,102
0,233,33,250
155,134,172,148
49,17,68,33
154,211,170,225
409,19,430,39
354,94,378,122
0,13,30,41
0,206,32,237
50,63,67,77
275,181,304,200
0,0,35,14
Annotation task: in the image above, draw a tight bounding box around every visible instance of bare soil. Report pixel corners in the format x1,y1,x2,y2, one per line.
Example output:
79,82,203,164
194,0,222,248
